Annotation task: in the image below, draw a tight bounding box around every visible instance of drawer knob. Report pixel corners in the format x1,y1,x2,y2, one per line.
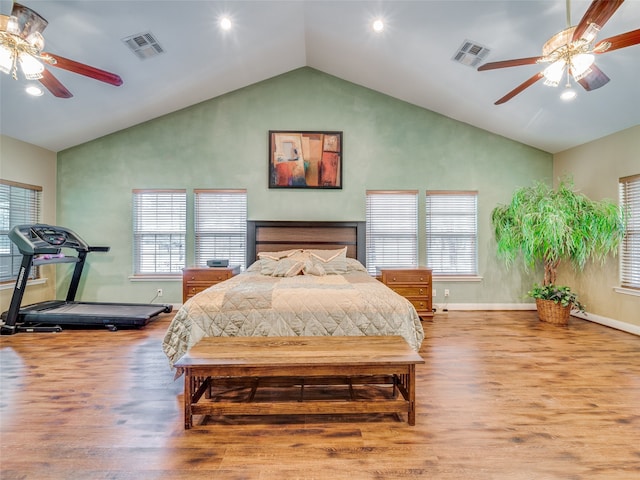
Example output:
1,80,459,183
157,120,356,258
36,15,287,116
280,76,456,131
419,289,424,294
419,277,424,281
190,276,195,280
392,277,396,281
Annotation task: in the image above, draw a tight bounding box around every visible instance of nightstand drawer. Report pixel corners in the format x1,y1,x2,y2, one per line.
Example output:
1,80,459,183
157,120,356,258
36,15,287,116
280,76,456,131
388,286,430,297
407,298,429,312
185,269,235,283
381,270,430,285
182,266,240,302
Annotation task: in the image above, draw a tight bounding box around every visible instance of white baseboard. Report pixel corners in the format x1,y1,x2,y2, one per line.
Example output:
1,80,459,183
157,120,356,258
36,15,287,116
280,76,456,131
433,303,536,311
571,310,640,336
433,303,639,337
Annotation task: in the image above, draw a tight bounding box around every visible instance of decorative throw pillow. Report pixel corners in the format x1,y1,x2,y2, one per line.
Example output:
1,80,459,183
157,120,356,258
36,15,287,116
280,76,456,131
259,258,280,276
302,260,326,276
271,258,305,277
306,247,348,274
257,249,302,261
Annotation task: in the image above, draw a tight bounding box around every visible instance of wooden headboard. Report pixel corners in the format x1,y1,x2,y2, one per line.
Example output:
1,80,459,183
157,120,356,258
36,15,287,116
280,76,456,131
247,221,366,266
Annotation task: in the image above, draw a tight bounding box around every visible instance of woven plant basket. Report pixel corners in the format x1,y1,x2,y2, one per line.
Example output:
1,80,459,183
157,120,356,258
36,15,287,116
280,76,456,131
535,298,571,326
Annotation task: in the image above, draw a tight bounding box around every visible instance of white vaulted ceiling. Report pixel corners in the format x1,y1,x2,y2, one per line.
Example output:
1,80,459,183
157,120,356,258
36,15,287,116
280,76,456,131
1,0,639,153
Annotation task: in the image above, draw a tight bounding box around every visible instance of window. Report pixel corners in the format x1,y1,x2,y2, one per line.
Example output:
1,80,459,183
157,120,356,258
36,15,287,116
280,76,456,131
619,174,640,290
426,191,478,275
132,189,186,275
365,190,418,275
195,189,247,270
1,180,42,283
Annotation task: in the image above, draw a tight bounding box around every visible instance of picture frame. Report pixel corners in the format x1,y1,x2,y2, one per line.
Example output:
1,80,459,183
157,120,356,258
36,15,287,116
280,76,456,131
269,131,342,189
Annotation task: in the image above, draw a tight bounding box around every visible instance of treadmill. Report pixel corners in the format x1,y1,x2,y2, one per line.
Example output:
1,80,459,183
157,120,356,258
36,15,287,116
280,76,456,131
1,224,172,334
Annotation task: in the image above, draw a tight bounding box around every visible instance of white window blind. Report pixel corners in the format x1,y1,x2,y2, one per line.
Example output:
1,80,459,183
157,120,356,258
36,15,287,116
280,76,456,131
195,189,247,270
426,191,478,275
620,174,640,290
132,189,186,275
1,180,42,282
366,190,418,275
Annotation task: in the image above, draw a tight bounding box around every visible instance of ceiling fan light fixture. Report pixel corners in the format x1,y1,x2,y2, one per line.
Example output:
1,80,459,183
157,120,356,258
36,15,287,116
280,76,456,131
5,15,20,35
542,27,575,57
570,53,595,79
0,43,14,74
543,59,566,86
580,23,600,44
18,52,44,79
26,31,44,51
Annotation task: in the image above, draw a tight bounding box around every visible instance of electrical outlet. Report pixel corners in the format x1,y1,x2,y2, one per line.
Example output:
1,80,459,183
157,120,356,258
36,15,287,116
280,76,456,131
157,288,163,297
432,289,437,297
444,289,450,297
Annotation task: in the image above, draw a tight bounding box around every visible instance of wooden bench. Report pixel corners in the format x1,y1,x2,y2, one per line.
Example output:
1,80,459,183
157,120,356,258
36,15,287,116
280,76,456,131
174,335,424,428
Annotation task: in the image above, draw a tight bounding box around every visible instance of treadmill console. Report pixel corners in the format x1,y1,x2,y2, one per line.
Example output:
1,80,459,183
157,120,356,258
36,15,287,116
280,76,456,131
33,227,68,246
9,224,90,255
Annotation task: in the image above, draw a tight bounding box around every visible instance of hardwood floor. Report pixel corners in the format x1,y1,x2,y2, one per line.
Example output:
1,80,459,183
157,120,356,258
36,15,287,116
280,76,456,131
1,311,639,479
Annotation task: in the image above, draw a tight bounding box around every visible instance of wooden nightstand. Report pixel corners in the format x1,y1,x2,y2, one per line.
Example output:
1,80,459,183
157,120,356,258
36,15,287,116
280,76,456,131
378,267,433,319
182,266,240,302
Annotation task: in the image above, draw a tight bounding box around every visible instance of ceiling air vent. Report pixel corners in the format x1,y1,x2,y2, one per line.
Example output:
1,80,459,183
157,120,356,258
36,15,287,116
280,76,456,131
452,40,490,68
122,32,164,60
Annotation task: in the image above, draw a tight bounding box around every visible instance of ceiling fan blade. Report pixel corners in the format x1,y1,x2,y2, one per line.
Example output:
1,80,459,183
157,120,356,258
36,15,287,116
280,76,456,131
494,72,544,105
11,2,48,38
43,53,123,86
572,0,625,42
38,69,73,98
478,56,542,71
577,64,610,91
594,28,640,53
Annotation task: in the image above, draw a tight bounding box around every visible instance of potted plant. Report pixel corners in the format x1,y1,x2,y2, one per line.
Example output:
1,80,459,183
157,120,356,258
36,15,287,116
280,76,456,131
491,178,625,325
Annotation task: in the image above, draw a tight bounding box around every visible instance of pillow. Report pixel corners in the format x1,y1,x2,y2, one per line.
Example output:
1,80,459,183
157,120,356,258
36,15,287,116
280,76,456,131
245,260,262,272
307,247,347,263
270,258,305,277
345,258,368,273
257,249,301,261
306,247,348,274
302,260,326,276
258,258,279,276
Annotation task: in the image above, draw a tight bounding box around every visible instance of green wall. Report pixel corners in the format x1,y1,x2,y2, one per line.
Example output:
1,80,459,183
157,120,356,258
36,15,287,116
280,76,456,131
57,67,551,305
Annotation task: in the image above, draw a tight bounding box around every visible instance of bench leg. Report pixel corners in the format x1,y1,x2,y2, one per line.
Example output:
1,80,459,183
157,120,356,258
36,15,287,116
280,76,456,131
184,369,193,429
408,364,416,426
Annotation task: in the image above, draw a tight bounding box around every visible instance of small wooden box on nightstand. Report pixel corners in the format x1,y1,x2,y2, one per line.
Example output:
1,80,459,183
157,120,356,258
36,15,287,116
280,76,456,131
182,266,240,302
378,267,434,319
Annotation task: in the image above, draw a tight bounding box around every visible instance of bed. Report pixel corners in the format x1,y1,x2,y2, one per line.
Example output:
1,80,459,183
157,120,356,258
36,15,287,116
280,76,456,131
162,221,424,367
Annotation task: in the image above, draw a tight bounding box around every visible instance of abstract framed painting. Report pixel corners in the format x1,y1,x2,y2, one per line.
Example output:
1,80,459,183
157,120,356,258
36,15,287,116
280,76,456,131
268,131,342,189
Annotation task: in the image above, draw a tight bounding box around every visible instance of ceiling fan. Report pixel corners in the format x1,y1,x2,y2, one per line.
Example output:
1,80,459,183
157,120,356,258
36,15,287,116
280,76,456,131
478,0,640,104
0,2,122,98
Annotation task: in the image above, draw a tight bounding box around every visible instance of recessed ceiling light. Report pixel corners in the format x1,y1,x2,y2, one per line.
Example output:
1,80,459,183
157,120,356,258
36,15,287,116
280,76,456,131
220,16,232,31
372,19,384,33
25,85,43,96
